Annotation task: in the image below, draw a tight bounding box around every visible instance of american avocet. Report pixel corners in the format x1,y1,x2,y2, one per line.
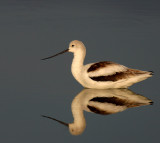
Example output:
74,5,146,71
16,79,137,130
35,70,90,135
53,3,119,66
42,89,153,135
42,40,153,89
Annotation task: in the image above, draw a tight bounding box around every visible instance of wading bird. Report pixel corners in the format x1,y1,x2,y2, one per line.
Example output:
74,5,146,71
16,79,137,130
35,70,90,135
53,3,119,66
42,40,153,89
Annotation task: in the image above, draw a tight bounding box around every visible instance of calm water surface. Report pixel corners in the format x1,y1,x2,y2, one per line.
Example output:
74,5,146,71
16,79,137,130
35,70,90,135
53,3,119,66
0,0,159,143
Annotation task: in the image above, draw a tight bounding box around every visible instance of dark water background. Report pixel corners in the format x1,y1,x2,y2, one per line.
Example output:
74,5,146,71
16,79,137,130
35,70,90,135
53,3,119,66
0,0,160,142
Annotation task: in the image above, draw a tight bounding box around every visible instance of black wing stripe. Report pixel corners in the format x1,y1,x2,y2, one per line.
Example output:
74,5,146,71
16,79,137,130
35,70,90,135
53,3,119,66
87,61,115,72
87,105,112,115
89,72,128,82
90,97,127,106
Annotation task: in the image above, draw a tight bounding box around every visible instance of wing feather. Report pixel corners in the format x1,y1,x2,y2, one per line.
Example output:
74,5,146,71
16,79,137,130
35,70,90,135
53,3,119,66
87,61,127,77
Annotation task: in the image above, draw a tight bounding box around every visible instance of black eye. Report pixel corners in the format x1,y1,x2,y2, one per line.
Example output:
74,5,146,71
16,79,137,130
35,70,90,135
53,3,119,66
72,45,74,47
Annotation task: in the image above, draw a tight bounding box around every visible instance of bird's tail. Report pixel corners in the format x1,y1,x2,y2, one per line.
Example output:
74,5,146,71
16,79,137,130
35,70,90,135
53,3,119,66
148,71,154,75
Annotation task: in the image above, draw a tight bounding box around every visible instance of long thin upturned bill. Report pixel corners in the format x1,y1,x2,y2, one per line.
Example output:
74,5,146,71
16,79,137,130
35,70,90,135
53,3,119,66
41,49,69,60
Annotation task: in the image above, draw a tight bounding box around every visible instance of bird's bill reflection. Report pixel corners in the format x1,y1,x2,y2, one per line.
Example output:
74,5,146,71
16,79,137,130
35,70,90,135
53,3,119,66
42,88,153,136
41,115,68,127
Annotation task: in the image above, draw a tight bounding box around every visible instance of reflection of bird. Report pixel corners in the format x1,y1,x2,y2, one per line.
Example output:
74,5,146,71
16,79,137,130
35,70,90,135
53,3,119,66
42,40,153,89
42,89,153,135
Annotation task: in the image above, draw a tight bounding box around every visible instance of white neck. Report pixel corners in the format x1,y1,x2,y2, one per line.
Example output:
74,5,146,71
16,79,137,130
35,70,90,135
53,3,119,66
71,95,86,128
71,49,86,81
